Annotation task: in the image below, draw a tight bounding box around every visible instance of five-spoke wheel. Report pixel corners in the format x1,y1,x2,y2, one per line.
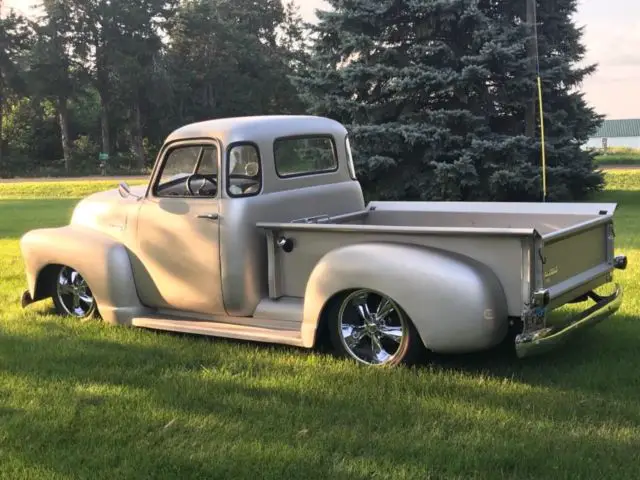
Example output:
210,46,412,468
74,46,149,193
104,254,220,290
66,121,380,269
53,266,97,319
328,289,423,366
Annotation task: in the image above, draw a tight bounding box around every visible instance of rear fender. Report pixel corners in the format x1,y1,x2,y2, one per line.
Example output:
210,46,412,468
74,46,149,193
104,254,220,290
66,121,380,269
20,225,148,325
302,242,509,354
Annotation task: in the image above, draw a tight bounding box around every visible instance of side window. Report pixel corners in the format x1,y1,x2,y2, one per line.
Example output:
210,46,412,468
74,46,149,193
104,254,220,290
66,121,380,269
227,144,262,197
273,136,338,177
155,144,219,197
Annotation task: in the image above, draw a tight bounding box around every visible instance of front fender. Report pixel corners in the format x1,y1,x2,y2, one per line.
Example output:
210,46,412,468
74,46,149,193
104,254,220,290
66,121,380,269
20,225,149,325
302,242,509,354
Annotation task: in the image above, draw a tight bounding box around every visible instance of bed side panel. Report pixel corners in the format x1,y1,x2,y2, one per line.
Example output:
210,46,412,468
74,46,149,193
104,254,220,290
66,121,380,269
268,229,527,317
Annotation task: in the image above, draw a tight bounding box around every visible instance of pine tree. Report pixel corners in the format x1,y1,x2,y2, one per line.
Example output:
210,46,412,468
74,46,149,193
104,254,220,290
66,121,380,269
482,0,604,201
164,0,304,125
297,0,604,202
526,0,604,200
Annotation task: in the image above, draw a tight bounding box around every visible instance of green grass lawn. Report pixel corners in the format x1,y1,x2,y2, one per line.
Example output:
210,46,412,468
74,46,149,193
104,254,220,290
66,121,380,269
596,155,640,166
1,176,640,479
595,147,640,166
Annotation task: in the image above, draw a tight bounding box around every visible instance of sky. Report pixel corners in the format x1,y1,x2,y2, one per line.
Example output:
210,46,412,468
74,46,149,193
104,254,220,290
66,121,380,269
3,0,639,120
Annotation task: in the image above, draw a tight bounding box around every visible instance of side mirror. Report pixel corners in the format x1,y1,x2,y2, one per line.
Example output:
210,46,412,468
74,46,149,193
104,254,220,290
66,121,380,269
118,182,141,200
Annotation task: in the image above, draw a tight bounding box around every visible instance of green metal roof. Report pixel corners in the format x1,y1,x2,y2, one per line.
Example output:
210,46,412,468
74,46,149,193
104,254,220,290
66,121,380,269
593,119,640,138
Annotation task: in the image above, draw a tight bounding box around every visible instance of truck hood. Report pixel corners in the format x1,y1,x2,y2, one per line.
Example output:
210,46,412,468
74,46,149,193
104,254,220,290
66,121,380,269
70,184,146,237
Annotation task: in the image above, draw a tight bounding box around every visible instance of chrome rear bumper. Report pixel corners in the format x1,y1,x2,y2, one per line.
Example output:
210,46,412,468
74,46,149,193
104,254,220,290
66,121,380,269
515,283,623,359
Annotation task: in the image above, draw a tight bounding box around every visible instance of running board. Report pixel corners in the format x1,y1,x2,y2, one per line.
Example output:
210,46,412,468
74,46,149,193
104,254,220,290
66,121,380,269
131,316,304,347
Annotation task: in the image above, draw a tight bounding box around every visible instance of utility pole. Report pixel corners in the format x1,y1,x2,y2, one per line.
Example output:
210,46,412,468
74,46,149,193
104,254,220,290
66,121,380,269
525,0,537,138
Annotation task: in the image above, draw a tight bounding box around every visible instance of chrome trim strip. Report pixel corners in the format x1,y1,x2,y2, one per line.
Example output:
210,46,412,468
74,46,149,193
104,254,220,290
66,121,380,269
542,215,612,244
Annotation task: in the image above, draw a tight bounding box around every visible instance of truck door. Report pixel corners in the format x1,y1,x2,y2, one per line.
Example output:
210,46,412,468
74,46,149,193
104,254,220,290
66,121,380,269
133,140,225,315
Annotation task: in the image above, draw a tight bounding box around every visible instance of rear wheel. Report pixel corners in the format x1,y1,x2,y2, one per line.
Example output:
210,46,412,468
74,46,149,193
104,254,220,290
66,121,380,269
52,266,97,319
327,289,424,366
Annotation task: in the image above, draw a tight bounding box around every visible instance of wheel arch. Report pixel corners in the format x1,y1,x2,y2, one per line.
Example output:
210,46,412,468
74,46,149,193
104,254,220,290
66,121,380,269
32,263,64,302
307,284,425,351
20,226,148,325
301,242,509,354
311,288,357,350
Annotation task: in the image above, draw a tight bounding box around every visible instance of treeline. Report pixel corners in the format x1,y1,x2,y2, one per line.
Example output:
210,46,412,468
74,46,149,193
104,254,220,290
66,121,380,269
1,0,604,201
0,0,307,176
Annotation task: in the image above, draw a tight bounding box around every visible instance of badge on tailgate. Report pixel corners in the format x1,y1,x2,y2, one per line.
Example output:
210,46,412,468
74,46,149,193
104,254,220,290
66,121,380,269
544,265,559,280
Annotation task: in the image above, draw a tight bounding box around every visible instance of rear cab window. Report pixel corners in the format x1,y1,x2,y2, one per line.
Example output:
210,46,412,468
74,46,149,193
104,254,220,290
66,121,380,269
273,136,338,178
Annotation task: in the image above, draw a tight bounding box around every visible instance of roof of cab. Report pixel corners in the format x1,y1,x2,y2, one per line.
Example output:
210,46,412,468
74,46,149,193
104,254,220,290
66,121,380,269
165,115,348,144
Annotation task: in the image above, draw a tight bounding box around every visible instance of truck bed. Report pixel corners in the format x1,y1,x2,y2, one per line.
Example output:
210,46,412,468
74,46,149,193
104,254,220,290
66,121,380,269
258,201,617,317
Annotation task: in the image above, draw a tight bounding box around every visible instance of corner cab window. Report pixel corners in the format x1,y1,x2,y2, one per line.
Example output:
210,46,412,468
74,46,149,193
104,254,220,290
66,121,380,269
274,136,338,177
227,144,262,197
155,144,218,197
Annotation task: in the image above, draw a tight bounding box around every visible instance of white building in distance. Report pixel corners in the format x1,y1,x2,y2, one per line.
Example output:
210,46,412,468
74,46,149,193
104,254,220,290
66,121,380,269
585,119,640,150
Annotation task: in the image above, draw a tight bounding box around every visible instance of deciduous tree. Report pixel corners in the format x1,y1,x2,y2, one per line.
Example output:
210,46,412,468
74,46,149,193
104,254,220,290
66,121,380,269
28,0,86,172
0,10,31,168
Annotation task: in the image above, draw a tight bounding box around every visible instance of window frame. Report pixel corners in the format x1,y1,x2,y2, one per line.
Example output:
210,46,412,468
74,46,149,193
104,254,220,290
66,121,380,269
149,139,222,200
345,135,357,180
225,141,263,199
272,134,340,179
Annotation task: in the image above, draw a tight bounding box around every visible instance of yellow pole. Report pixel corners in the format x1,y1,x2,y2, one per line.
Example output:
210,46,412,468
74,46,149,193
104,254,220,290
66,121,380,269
537,76,547,202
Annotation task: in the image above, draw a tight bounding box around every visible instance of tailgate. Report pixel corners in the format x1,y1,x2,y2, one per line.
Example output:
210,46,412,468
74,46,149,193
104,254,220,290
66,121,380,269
540,214,615,307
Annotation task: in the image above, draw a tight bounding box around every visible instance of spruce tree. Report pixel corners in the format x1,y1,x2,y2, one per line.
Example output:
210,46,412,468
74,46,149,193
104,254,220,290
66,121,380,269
483,0,604,201
297,0,604,202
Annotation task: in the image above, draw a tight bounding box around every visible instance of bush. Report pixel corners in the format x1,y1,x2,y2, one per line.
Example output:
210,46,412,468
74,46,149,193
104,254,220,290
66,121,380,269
0,153,32,178
69,135,101,173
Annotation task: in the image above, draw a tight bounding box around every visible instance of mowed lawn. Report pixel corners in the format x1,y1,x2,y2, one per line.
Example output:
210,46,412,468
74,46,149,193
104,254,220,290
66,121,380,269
1,176,639,480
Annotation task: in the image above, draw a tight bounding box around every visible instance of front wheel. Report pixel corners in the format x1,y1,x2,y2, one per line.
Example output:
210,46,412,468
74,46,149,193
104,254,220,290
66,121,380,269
52,266,98,319
327,289,424,366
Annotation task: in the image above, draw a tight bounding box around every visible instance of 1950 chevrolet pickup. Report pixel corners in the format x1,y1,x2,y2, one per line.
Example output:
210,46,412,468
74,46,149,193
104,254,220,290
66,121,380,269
19,115,628,366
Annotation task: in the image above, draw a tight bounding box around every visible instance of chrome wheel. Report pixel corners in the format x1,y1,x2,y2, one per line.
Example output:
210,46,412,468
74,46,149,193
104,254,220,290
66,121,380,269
55,266,96,318
337,289,408,366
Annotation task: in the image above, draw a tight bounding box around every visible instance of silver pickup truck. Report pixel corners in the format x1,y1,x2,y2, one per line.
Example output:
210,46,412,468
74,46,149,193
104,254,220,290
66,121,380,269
19,115,628,366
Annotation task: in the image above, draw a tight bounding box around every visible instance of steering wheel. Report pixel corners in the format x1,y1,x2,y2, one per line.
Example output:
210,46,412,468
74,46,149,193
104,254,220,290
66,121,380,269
186,174,217,196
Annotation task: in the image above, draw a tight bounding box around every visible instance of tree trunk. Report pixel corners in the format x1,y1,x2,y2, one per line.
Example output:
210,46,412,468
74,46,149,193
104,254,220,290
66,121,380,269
99,93,110,157
131,99,145,170
57,97,72,172
0,89,4,170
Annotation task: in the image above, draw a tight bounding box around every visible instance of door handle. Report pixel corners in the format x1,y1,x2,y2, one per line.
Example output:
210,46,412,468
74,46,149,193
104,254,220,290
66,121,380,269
197,213,219,220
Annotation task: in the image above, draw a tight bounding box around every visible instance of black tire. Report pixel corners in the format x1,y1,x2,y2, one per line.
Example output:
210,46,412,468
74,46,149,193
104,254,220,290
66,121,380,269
326,289,425,366
52,265,98,319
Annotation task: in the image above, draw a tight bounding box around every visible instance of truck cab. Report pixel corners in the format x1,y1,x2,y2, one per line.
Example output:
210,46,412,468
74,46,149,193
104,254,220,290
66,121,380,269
109,116,365,318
